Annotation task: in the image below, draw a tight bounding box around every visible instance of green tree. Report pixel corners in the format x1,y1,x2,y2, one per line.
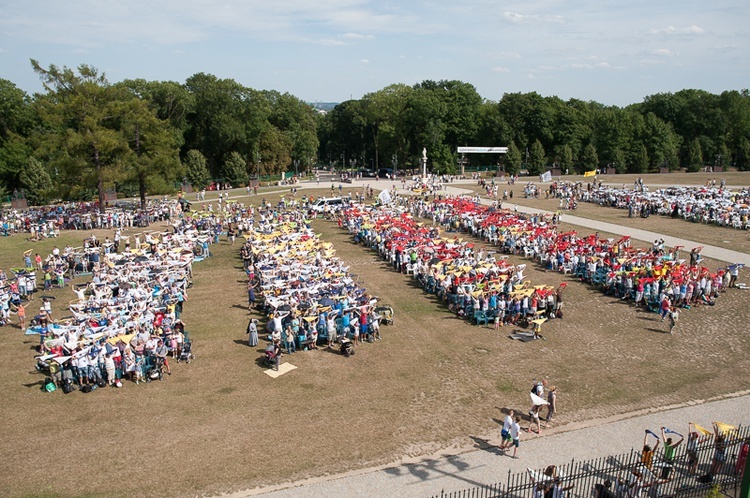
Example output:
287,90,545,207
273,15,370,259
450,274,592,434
31,60,129,210
0,79,35,192
119,94,182,208
611,148,627,174
185,149,211,189
687,138,703,172
528,139,546,175
19,157,53,205
505,141,522,175
629,145,649,174
222,151,247,186
581,144,599,173
555,144,574,173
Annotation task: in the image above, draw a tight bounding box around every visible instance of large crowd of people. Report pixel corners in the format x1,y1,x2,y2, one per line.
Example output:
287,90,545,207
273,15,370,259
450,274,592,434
26,200,208,393
0,198,179,240
542,178,750,228
237,199,384,367
341,198,562,331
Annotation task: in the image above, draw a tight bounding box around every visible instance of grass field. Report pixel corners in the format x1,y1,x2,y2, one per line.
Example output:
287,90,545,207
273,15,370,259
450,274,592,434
0,174,749,497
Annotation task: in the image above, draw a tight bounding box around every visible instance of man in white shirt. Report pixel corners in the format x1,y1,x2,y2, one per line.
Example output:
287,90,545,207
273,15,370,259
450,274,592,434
499,409,514,451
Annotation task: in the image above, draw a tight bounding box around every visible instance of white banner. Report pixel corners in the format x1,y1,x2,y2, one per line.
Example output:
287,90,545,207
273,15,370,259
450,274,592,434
457,147,508,154
540,171,552,183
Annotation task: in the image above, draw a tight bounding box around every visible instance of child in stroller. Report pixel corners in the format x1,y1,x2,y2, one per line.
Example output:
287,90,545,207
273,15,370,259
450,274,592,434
340,338,355,357
146,356,165,382
177,340,195,364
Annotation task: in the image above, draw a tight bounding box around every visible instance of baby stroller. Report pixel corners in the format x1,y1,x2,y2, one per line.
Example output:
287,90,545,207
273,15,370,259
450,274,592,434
177,340,195,364
340,338,355,357
146,357,164,382
375,305,394,325
263,344,277,368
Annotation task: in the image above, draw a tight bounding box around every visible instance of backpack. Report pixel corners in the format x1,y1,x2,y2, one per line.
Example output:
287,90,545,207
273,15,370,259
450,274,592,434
81,384,93,393
97,378,107,388
41,377,56,393
62,379,76,394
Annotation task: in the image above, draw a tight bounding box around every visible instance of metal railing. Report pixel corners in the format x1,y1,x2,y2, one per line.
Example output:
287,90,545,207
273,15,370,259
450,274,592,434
431,425,749,498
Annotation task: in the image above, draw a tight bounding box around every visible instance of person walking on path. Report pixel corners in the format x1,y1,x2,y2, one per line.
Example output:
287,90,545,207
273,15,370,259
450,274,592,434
510,416,522,458
499,409,514,451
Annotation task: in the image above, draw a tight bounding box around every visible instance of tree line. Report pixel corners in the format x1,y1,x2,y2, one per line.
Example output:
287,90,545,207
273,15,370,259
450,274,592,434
321,82,750,177
1,61,748,207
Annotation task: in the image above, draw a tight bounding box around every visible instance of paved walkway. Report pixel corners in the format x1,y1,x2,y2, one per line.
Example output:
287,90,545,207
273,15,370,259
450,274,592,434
238,393,749,497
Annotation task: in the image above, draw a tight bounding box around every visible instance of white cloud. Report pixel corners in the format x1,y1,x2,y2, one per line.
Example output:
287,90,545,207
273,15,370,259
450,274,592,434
648,25,704,36
651,48,675,56
360,59,370,64
491,66,510,73
341,32,375,40
496,51,521,60
639,58,667,66
501,11,565,24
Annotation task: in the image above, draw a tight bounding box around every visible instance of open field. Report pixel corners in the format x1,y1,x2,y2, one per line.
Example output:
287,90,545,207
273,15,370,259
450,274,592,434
0,180,749,497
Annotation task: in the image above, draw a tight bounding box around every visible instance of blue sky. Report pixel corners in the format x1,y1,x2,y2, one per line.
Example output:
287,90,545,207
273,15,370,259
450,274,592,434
1,0,747,107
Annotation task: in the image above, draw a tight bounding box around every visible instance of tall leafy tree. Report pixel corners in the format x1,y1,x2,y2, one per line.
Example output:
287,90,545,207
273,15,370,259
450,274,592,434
185,149,211,189
0,79,35,192
629,145,649,174
528,139,546,175
118,93,182,207
581,144,599,173
504,141,522,175
687,138,703,172
19,157,53,205
31,60,129,210
222,151,247,186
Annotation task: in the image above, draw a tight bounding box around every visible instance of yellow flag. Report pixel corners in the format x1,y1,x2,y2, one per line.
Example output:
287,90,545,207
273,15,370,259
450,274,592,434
584,170,597,177
715,422,737,434
692,423,712,436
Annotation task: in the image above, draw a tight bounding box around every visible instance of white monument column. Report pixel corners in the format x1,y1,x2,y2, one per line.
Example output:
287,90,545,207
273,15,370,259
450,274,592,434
422,147,427,179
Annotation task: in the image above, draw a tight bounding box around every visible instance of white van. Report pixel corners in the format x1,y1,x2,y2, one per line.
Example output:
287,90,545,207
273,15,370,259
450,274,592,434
310,197,349,213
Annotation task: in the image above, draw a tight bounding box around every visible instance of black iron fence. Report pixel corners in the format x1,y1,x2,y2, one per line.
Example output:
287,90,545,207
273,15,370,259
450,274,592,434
431,425,749,498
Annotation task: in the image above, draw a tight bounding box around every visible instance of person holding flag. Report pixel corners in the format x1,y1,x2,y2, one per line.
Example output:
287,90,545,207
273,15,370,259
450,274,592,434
687,422,712,475
660,427,684,478
641,429,660,470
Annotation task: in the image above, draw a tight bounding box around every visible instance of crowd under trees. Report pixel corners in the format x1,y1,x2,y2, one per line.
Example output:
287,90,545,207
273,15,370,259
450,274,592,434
0,60,748,206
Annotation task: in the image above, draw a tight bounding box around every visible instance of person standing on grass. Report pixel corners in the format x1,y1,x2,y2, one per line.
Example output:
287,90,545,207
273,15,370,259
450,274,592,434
272,339,282,371
12,301,29,332
545,386,557,427
667,306,679,334
659,295,671,321
247,318,258,347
